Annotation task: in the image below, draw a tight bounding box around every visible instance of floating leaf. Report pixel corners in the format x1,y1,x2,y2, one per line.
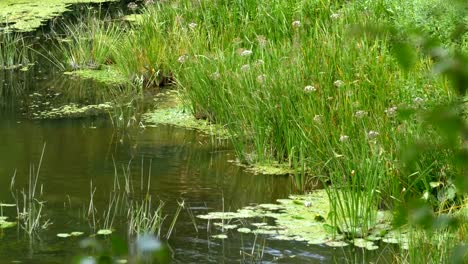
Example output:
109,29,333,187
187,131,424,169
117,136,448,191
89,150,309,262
211,234,228,239
97,229,113,235
213,223,238,230
57,233,71,238
237,228,251,233
325,241,349,247
70,231,84,236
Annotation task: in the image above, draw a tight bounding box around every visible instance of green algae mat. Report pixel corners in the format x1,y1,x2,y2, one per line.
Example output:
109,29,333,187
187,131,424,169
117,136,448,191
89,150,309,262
0,0,117,32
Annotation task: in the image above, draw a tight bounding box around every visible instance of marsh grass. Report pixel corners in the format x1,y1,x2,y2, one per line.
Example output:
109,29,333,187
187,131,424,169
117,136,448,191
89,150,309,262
11,144,50,236
87,159,182,240
0,32,32,70
396,213,468,263
53,12,124,71
55,0,465,252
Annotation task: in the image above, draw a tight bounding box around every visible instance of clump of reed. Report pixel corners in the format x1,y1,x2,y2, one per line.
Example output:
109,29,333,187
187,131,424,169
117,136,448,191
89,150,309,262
0,32,33,70
52,13,124,71
10,144,50,236
55,0,465,245
86,159,182,240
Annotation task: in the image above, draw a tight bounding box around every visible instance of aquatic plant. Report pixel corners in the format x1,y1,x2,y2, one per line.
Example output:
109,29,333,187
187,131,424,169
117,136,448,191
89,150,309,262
11,144,50,236
51,8,124,71
0,0,119,32
0,32,32,70
128,197,165,237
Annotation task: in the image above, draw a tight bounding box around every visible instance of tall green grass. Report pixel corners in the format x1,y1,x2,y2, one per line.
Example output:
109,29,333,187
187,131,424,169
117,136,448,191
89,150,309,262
55,0,465,241
0,32,32,70
52,12,124,71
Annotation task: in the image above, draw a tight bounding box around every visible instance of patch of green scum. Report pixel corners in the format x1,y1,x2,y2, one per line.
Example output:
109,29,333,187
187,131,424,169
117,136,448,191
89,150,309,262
197,189,414,250
64,67,128,86
33,102,112,119
229,159,294,176
0,0,118,32
247,163,294,175
142,91,230,138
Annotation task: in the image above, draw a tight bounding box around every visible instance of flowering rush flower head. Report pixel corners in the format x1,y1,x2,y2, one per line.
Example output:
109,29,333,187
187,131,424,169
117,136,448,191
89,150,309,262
367,130,380,139
240,64,250,71
304,85,317,93
354,110,368,118
178,55,188,64
188,22,197,29
333,80,345,87
339,135,349,142
240,49,253,57
385,106,398,117
413,97,424,106
313,115,322,123
292,20,301,28
210,71,221,80
330,13,340,20
257,74,266,84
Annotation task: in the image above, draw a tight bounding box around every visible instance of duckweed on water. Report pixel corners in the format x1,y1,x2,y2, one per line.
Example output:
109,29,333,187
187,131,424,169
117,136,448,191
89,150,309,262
32,102,113,119
64,67,128,86
197,189,409,250
142,91,230,138
97,229,113,235
0,0,118,32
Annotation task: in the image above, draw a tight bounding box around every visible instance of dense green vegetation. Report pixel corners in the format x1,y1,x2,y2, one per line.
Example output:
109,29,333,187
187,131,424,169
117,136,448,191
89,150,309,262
1,0,466,262
51,0,467,262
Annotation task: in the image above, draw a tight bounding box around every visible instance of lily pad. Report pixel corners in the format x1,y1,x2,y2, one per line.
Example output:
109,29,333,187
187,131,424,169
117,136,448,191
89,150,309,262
97,229,113,235
0,0,118,32
325,241,349,247
211,234,228,239
353,238,378,250
57,233,71,238
213,223,238,230
237,228,252,234
70,231,84,236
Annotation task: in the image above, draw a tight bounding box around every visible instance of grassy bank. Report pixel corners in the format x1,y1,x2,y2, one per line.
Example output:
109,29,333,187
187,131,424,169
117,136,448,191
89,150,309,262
56,0,467,260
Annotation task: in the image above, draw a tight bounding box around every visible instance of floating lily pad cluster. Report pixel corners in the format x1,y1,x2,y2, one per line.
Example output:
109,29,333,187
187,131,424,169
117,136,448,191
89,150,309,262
56,229,113,238
57,231,84,238
0,0,118,32
197,189,409,250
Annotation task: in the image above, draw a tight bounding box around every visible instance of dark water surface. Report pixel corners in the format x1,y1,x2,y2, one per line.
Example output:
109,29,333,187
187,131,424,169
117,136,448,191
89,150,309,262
0,115,392,264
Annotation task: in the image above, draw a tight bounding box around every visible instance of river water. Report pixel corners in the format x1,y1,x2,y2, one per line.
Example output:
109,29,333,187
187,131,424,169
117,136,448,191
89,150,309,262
0,1,394,263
